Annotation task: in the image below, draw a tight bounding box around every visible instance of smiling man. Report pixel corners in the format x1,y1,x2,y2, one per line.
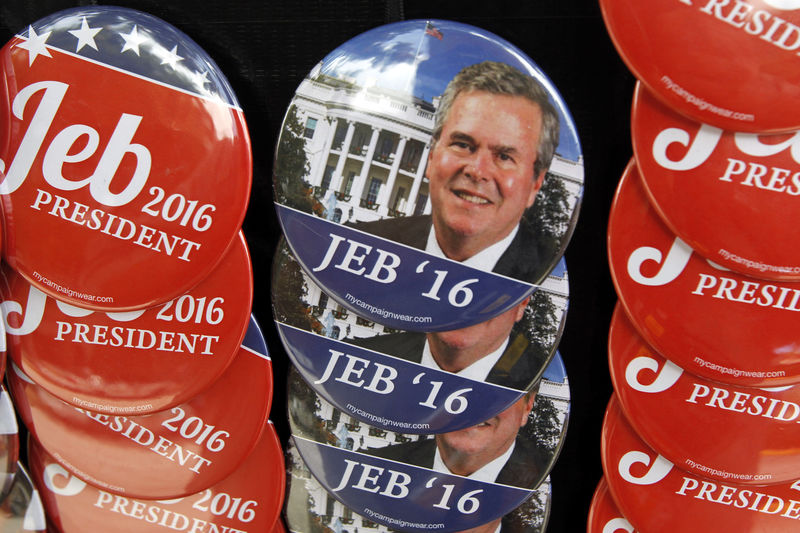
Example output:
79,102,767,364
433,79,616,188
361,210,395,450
366,389,544,489
355,61,561,282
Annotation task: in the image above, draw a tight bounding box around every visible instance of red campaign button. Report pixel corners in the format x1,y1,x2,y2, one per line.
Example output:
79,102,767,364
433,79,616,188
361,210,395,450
586,477,636,533
608,160,800,387
602,395,800,532
610,306,800,485
29,420,285,533
0,6,251,311
599,1,800,133
1,232,252,414
632,83,800,281
7,316,271,499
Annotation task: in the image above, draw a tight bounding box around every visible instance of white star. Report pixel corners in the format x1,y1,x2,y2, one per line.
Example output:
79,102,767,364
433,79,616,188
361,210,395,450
192,69,210,89
16,26,52,66
159,45,184,69
68,17,101,52
120,25,147,56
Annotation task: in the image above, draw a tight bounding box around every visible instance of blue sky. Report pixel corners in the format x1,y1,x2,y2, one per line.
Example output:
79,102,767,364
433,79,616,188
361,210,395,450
320,20,582,162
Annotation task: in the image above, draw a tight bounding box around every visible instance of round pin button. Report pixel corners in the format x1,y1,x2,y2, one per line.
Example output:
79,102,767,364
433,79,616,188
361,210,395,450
610,305,800,485
600,0,800,133
272,19,583,331
29,420,285,533
287,366,567,532
7,314,271,499
602,395,800,532
1,231,252,414
586,477,635,533
0,6,251,311
273,239,569,433
284,439,553,533
608,160,800,387
632,83,800,281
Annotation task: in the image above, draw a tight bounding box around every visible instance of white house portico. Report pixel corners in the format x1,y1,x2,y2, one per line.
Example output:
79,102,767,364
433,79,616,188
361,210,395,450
292,62,437,224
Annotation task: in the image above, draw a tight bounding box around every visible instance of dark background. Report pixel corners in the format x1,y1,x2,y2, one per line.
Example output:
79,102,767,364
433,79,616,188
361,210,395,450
0,1,635,530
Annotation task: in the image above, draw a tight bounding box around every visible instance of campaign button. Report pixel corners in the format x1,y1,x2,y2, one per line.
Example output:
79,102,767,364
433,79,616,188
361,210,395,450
272,19,583,331
608,160,800,387
0,6,251,311
632,83,800,281
0,231,252,414
0,462,46,532
284,439,553,533
610,305,800,485
602,395,800,532
287,366,567,532
273,241,568,433
599,1,800,133
29,420,285,533
586,477,636,533
7,314,271,500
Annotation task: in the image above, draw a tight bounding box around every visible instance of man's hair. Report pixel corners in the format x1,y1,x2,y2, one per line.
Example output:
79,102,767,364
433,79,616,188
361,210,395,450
432,61,560,179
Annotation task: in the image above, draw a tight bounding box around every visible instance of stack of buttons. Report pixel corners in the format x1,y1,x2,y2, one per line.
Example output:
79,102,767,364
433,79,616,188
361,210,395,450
269,19,584,532
591,2,800,530
0,6,282,531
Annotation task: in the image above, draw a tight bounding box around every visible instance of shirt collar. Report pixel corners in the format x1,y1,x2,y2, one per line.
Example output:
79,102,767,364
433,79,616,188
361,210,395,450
425,224,519,271
421,336,510,382
433,439,517,484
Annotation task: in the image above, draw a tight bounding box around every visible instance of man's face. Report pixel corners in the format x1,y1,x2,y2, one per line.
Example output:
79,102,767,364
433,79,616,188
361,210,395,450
436,393,535,471
427,90,544,259
428,297,528,360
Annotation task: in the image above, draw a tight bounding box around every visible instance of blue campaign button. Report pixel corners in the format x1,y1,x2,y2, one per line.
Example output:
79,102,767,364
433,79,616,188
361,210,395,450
272,19,582,331
284,438,553,533
287,366,568,532
273,241,568,433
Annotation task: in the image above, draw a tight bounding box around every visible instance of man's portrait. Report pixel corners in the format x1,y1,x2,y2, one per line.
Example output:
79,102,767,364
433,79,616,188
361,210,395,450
348,295,549,392
367,391,545,489
355,61,562,283
274,21,583,286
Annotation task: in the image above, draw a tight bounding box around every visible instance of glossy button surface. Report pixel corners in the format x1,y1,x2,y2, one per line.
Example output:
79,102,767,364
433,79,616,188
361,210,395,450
602,396,800,532
1,232,252,414
610,306,800,485
287,367,568,532
608,160,800,387
632,83,800,281
586,477,635,533
0,6,251,310
29,421,285,533
274,240,568,433
272,19,583,331
284,440,552,533
600,0,800,132
8,315,271,499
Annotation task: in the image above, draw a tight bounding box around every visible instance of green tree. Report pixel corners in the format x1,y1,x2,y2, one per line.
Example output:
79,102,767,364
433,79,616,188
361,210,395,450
527,396,567,455
275,104,315,212
272,244,321,333
522,173,574,280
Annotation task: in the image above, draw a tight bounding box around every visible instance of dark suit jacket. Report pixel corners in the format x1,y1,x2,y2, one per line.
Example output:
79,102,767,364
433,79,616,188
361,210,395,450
353,214,551,284
366,435,546,490
348,328,546,392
